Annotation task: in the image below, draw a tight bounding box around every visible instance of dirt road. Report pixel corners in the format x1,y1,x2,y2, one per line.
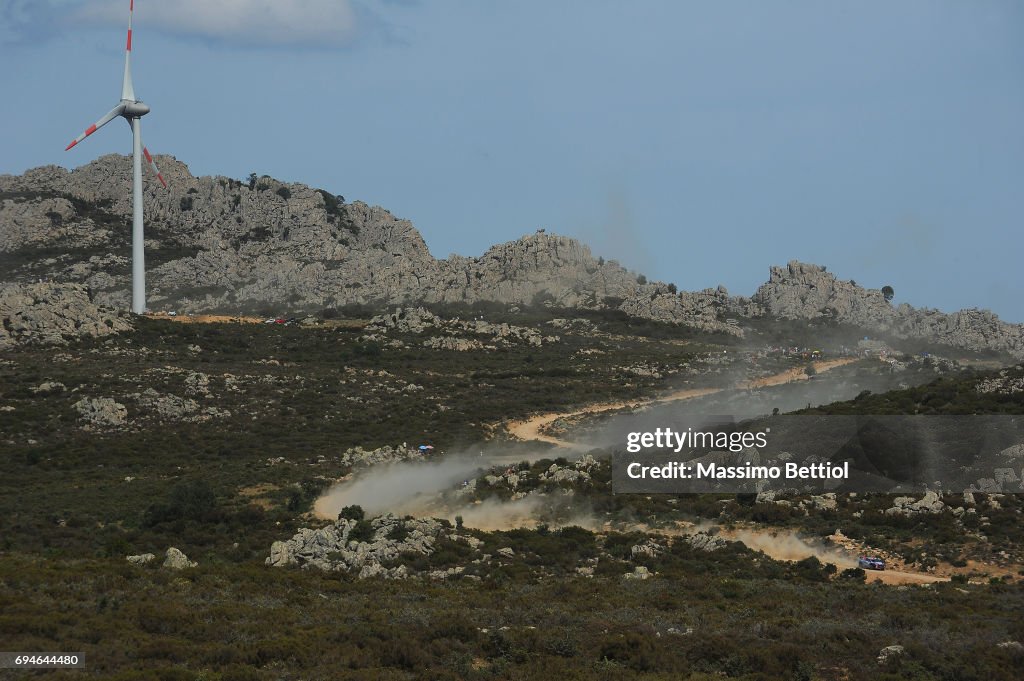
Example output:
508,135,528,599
146,313,267,324
507,357,858,448
628,522,949,586
865,570,946,585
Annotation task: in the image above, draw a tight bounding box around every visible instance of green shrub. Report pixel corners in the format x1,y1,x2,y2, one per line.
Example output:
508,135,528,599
839,567,866,582
339,505,365,521
349,520,375,543
143,480,218,527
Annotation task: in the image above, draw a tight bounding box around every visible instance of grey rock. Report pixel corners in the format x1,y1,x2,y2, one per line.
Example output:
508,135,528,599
630,540,663,559
423,336,489,352
5,159,1020,356
450,534,483,550
877,645,905,663
623,565,651,580
0,282,131,349
885,491,945,516
427,566,464,581
750,261,1024,359
73,397,128,429
541,461,592,485
0,158,735,335
998,444,1024,462
267,514,459,580
339,445,423,468
368,307,557,350
808,493,838,511
687,531,726,552
126,553,155,565
137,389,200,419
32,381,66,395
267,541,292,567
163,547,197,570
184,371,211,397
976,369,1024,395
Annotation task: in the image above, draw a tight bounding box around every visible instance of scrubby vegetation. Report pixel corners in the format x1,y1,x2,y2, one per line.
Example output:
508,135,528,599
798,364,1024,415
0,546,1022,679
1,310,1022,678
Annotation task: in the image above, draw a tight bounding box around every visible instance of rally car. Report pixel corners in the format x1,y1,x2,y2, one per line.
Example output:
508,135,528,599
858,555,886,570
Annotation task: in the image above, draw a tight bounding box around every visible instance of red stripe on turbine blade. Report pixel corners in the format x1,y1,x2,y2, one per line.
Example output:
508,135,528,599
65,140,78,151
144,148,153,162
85,124,97,136
158,174,167,188
127,29,132,51
130,0,134,11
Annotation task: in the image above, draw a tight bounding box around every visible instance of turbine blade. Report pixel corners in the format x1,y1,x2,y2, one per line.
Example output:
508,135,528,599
64,104,125,151
142,145,167,188
121,0,136,101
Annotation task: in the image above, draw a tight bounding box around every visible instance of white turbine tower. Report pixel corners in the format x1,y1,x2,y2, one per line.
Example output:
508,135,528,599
65,0,166,315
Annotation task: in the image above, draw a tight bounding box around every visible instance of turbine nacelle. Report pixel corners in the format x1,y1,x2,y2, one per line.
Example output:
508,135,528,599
122,101,151,117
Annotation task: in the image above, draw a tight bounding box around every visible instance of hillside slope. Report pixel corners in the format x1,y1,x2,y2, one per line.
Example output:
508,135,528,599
2,155,1022,357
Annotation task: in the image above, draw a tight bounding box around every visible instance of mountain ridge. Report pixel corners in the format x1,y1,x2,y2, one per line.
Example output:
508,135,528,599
2,154,1022,358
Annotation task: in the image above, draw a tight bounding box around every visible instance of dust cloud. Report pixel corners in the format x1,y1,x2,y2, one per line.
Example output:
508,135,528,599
725,528,857,568
313,456,483,519
312,445,598,531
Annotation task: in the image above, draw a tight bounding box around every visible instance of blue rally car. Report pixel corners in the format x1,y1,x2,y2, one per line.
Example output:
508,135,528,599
858,555,886,570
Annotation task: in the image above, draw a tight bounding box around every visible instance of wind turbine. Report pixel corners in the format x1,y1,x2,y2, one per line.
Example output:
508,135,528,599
65,0,166,315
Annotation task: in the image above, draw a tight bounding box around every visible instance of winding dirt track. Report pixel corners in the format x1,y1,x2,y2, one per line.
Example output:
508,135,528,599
507,358,858,448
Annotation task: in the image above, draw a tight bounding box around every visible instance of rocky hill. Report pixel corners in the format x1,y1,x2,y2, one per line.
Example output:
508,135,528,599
747,262,1024,359
0,282,131,350
2,155,1022,357
0,155,730,334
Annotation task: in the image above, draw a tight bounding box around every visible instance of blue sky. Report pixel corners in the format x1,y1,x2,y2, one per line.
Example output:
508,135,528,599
2,0,1022,321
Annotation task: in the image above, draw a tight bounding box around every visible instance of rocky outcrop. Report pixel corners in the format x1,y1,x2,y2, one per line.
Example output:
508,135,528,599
338,445,425,468
366,307,443,334
3,159,1019,355
630,540,663,560
126,553,155,566
482,454,599,497
73,397,128,429
184,371,211,397
32,382,66,395
806,493,838,511
751,262,893,325
999,444,1024,463
877,645,905,664
976,366,1024,395
0,157,737,334
137,389,200,419
749,261,1024,359
540,454,599,485
163,547,197,569
686,531,727,552
131,388,231,423
0,282,132,349
623,565,652,580
364,307,558,350
884,491,945,516
267,514,464,579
